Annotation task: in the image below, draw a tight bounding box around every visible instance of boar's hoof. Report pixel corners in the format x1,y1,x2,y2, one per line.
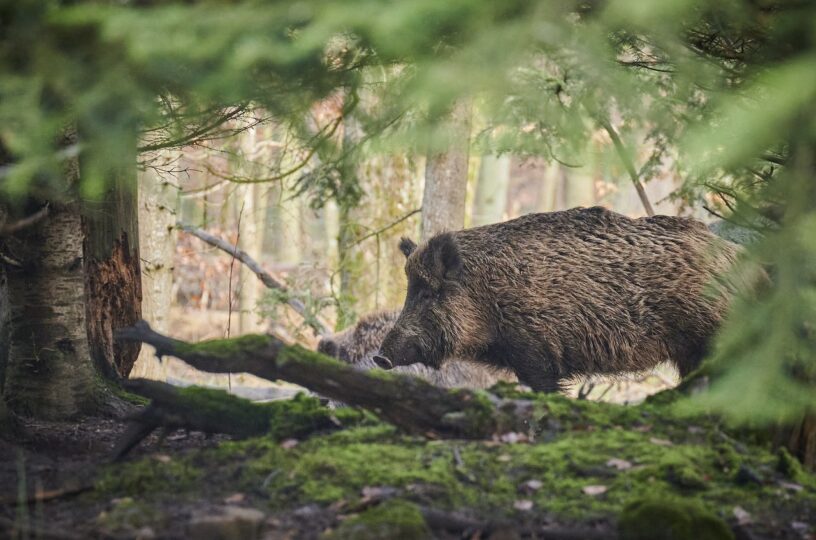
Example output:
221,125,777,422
372,355,394,370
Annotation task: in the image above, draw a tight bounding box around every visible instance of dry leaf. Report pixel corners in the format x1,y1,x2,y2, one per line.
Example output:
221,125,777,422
497,454,512,462
519,479,543,494
582,485,608,496
732,506,752,525
649,437,673,446
224,493,246,504
280,439,299,449
778,481,803,492
606,458,632,470
513,499,533,511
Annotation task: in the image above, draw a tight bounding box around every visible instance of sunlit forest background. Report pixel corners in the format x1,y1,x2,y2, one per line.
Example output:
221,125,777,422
135,113,698,401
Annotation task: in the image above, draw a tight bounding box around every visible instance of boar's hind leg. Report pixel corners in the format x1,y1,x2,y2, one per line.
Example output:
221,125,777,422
670,338,708,379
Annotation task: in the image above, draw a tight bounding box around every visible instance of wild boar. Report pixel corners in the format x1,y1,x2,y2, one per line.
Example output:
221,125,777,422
374,206,741,392
317,310,514,389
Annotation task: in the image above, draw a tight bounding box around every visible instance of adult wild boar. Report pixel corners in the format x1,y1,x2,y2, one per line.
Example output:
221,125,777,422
318,310,514,389
374,206,741,392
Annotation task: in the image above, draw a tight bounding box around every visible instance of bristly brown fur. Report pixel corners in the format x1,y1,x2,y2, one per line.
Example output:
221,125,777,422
379,206,743,392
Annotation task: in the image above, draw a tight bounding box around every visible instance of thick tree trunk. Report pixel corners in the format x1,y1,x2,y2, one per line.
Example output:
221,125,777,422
82,162,142,379
4,201,96,419
421,101,471,240
471,154,510,226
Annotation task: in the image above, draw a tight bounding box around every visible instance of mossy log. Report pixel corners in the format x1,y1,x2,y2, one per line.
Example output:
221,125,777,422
111,380,357,459
116,321,534,440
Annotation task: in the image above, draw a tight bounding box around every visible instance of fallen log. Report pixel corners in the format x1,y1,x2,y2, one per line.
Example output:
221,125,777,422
110,379,354,460
116,321,533,439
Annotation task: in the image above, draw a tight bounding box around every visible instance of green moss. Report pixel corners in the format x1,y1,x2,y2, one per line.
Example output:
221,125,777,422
618,497,734,540
96,456,202,496
90,390,816,534
323,500,430,540
175,333,273,359
777,447,805,483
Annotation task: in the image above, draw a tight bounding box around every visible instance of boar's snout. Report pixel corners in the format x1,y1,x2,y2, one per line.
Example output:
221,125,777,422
372,355,393,370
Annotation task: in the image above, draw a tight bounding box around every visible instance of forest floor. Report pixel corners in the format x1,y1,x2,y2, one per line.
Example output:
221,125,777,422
1,385,814,540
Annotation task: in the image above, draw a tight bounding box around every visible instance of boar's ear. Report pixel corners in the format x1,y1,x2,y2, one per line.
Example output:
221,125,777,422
399,237,417,258
426,233,463,282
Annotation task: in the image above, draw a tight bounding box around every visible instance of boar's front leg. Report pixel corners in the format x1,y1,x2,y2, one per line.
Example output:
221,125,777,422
511,361,563,393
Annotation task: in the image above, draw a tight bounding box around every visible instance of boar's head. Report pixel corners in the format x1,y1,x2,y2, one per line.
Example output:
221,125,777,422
375,233,486,371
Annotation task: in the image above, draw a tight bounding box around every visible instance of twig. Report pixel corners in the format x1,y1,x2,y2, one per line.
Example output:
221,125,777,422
596,117,655,217
0,204,50,236
177,222,329,336
350,208,421,247
226,201,245,339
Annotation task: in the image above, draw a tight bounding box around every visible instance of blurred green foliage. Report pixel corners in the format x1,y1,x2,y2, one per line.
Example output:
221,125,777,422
0,0,814,422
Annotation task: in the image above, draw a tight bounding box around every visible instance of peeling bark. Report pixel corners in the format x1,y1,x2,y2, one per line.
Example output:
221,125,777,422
84,235,142,379
83,171,142,379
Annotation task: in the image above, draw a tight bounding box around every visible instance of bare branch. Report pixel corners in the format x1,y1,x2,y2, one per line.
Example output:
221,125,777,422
350,208,421,247
0,204,50,236
596,117,655,217
177,222,329,336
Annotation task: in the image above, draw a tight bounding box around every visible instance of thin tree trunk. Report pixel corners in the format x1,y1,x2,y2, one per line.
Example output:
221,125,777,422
238,183,263,334
471,154,510,226
131,165,178,380
421,101,472,240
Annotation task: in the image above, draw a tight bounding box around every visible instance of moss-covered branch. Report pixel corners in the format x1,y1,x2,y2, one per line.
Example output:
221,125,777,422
116,321,533,439
112,379,363,459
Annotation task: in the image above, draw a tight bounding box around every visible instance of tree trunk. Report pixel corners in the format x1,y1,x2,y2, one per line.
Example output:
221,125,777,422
4,201,97,419
238,183,264,334
421,101,472,240
471,154,510,226
131,165,178,380
82,163,142,380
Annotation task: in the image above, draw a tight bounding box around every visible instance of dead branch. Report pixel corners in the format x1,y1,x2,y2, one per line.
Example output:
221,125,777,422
116,321,534,439
0,204,49,236
177,222,329,336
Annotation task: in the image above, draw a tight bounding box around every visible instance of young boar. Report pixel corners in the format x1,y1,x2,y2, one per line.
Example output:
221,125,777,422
374,206,741,392
317,310,514,389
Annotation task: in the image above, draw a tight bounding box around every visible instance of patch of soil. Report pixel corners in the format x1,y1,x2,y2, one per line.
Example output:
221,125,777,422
0,414,229,538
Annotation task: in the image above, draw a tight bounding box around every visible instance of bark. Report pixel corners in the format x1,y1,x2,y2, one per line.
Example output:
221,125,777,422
116,321,533,439
3,201,96,419
471,154,510,226
82,162,142,379
421,101,472,240
131,166,178,380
